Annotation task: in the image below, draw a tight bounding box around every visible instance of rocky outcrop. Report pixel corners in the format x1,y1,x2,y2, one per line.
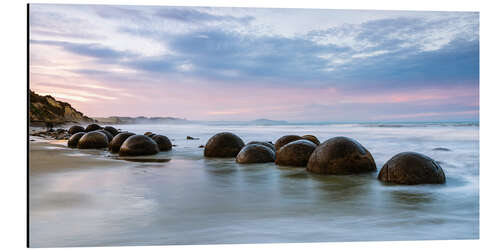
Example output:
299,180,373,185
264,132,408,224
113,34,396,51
29,90,94,125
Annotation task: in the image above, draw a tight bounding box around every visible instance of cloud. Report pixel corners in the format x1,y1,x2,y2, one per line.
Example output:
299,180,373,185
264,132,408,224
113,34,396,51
155,8,254,24
30,39,135,61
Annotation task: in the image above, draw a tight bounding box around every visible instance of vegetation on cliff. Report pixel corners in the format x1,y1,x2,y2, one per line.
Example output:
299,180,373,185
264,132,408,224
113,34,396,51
29,90,94,124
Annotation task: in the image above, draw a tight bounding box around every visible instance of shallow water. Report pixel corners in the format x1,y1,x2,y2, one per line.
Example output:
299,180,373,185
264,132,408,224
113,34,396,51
29,123,479,247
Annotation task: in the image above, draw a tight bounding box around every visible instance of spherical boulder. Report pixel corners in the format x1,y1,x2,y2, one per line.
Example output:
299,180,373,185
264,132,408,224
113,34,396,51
67,132,85,148
204,132,245,157
274,135,302,152
144,132,155,137
77,131,109,149
119,135,160,156
378,152,446,185
307,137,376,175
151,135,172,151
108,132,135,153
302,135,320,145
104,126,119,136
247,141,275,152
97,129,114,141
85,123,102,132
68,125,85,135
275,139,317,167
236,144,275,163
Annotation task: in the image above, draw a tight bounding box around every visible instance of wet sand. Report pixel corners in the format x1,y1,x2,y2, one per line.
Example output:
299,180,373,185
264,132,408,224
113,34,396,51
29,139,129,175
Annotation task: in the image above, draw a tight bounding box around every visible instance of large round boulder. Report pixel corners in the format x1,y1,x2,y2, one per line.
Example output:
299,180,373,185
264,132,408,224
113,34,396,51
144,132,155,137
247,141,275,152
77,131,109,149
67,132,85,148
68,125,85,135
307,137,376,174
236,144,275,163
108,132,135,153
204,132,245,157
85,123,102,132
97,129,114,141
302,135,320,145
151,135,172,151
103,126,119,136
378,152,446,185
274,135,302,152
275,139,317,167
119,135,160,156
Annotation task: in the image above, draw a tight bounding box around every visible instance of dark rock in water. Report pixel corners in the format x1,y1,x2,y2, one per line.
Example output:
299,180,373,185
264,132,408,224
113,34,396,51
151,135,172,151
378,152,446,185
275,135,302,152
119,157,171,163
432,147,451,152
302,135,320,145
236,144,275,163
108,132,135,153
56,128,66,133
187,136,199,140
204,132,245,158
119,135,159,156
198,145,204,148
276,139,317,167
143,132,156,138
97,129,114,141
67,132,85,148
68,125,85,135
104,126,119,136
77,131,109,149
85,123,102,132
247,141,276,152
307,137,376,174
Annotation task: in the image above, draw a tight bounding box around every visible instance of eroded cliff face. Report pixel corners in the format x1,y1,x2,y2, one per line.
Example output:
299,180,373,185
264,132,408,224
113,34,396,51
29,90,94,124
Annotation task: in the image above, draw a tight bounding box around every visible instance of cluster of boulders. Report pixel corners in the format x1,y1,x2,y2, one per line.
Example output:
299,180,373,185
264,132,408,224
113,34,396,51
203,132,446,185
31,128,70,140
66,124,172,156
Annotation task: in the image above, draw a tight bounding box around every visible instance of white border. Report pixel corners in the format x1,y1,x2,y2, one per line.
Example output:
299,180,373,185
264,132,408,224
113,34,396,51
1,0,498,250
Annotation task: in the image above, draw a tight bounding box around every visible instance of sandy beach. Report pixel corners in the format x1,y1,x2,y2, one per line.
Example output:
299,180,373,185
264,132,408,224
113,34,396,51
29,139,129,175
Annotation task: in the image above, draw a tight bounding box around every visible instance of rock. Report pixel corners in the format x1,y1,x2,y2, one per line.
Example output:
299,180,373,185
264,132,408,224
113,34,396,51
151,135,172,151
204,132,245,157
274,135,303,152
275,139,317,167
302,135,320,145
236,144,276,163
247,141,276,152
432,147,451,152
97,129,114,141
187,136,199,140
198,145,204,148
119,135,160,156
108,132,135,153
68,125,85,135
56,128,66,133
306,137,376,175
67,132,85,148
77,131,109,149
85,123,102,132
377,152,446,185
104,126,119,136
144,132,154,137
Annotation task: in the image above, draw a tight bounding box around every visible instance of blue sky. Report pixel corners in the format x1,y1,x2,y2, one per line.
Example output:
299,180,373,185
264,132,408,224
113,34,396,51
29,4,479,122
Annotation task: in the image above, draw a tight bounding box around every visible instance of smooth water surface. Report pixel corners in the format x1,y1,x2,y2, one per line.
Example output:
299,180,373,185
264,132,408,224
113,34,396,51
29,123,479,247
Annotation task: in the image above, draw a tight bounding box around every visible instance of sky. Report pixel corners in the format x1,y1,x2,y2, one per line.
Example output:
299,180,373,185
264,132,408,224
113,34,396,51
29,4,479,122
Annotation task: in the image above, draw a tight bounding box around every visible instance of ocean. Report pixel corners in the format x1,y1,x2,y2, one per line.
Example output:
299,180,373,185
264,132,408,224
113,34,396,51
29,122,479,247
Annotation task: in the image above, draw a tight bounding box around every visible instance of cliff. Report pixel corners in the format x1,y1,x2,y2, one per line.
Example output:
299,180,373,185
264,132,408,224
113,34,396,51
29,90,94,124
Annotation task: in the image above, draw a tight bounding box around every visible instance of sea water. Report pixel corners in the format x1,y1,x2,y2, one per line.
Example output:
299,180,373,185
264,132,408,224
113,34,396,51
29,122,479,247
